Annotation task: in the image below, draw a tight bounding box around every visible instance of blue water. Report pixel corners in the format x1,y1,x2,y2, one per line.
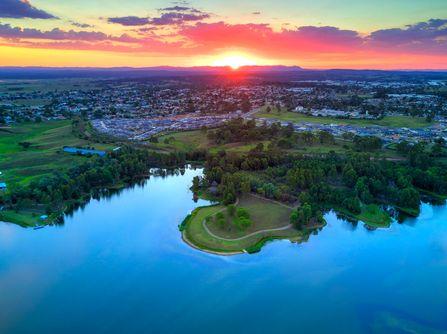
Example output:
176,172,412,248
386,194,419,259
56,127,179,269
63,146,106,156
0,168,446,334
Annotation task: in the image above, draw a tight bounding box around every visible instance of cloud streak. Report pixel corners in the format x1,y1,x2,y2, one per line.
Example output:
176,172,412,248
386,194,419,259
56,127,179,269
108,6,211,27
108,16,150,26
0,0,56,19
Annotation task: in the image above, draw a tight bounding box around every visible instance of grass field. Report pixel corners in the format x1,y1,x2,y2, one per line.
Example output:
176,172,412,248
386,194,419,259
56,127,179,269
335,204,392,228
149,128,405,161
0,79,101,95
148,130,270,154
0,121,115,186
255,109,432,129
0,208,54,227
182,195,304,254
356,204,392,228
206,195,293,238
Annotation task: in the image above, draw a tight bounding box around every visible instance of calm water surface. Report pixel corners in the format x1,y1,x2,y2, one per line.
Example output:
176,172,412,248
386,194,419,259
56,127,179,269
1,168,446,334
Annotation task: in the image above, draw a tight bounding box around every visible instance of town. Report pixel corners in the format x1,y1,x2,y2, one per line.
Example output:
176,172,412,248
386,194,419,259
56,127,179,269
1,76,447,144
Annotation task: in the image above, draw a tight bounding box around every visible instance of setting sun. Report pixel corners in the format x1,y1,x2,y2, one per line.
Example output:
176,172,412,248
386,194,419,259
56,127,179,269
212,54,257,69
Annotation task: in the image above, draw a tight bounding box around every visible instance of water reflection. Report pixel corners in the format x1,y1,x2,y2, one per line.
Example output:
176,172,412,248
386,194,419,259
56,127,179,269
0,168,446,334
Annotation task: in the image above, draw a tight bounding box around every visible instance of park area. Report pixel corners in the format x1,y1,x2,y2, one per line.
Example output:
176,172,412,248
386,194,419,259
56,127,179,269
147,129,270,154
0,121,115,226
0,120,114,187
181,194,307,255
255,109,433,128
147,127,406,161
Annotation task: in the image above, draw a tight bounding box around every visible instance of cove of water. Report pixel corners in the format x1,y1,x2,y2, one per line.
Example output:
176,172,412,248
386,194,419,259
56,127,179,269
0,167,446,334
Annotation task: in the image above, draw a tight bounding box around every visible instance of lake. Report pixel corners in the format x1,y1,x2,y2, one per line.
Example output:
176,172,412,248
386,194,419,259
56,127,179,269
1,167,446,334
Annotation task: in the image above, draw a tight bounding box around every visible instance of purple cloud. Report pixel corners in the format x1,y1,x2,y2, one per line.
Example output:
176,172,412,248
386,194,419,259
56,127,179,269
0,0,56,19
70,21,94,29
368,18,447,54
0,23,137,43
160,6,191,11
108,16,150,26
159,6,203,13
149,12,210,26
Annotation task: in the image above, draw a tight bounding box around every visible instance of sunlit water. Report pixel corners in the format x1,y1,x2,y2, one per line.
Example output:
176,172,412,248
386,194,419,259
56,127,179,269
0,168,446,334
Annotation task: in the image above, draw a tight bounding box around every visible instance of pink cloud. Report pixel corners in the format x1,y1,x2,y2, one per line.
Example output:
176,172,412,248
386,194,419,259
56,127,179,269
0,18,446,68
180,22,363,57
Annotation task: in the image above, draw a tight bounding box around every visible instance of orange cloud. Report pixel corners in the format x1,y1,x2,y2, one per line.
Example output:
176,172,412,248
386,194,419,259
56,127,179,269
0,18,446,69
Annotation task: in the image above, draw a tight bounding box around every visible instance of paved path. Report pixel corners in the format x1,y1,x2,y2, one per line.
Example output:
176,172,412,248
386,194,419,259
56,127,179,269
202,220,293,242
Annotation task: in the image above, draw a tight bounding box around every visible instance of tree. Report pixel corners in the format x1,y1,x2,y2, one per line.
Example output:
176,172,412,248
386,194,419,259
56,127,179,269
192,176,200,193
398,187,420,209
291,203,313,229
318,131,335,144
241,96,251,113
431,143,444,157
353,136,382,151
396,141,411,154
342,165,358,187
342,197,361,214
227,204,236,217
302,132,316,145
290,211,299,225
18,142,32,150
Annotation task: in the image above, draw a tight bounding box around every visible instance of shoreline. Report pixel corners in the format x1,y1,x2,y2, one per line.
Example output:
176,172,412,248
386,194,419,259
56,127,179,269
181,231,245,256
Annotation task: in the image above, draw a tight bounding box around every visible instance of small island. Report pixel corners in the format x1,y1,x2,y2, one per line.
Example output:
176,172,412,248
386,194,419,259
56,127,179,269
180,194,322,255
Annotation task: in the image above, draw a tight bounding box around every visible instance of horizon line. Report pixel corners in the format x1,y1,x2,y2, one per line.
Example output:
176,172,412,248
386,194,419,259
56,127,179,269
0,65,446,72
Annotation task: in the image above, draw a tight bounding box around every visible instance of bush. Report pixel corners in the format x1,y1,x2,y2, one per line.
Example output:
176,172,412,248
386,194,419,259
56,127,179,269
234,217,252,230
227,204,236,217
236,207,250,219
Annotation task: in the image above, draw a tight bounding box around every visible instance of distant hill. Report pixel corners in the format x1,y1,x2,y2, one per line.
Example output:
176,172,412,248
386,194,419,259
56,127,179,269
0,65,446,81
0,65,303,79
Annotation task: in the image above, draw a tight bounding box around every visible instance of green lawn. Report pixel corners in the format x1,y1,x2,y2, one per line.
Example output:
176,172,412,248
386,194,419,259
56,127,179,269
0,209,51,227
146,121,407,162
182,195,304,254
206,195,293,239
256,109,432,129
148,130,270,154
336,204,392,228
0,121,115,186
356,204,392,228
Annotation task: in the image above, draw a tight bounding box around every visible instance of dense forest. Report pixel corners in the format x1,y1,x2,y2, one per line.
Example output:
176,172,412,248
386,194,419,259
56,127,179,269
201,120,447,227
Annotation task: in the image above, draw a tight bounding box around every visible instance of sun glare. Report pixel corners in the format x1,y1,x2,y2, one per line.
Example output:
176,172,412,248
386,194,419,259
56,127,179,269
212,54,257,69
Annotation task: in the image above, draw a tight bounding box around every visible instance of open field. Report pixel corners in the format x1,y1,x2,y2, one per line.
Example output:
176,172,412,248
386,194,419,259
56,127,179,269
148,128,406,161
334,204,392,228
356,204,392,228
148,130,270,154
255,109,432,128
0,79,101,95
0,121,115,186
182,194,305,254
0,208,55,227
206,195,293,239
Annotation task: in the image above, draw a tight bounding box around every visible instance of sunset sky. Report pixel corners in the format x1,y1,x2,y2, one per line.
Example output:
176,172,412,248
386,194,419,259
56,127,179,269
0,0,446,69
